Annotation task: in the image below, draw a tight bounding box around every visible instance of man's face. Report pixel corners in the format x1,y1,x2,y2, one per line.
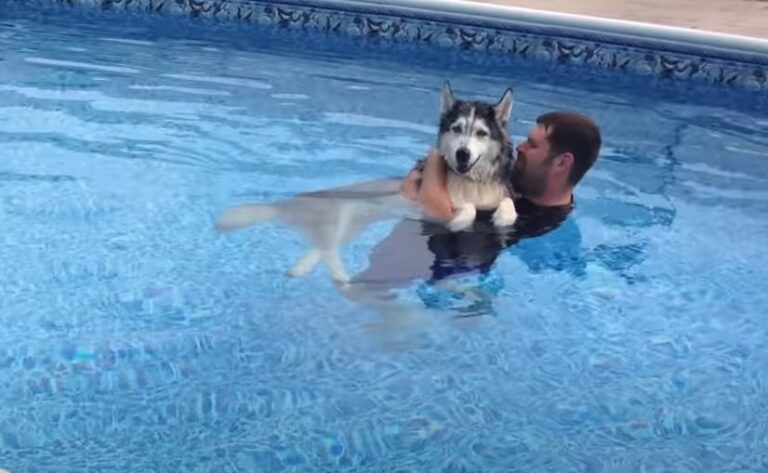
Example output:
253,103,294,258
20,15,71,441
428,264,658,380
512,124,555,197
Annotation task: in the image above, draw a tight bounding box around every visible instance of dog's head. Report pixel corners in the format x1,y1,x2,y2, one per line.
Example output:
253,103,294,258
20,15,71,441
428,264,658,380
437,81,514,181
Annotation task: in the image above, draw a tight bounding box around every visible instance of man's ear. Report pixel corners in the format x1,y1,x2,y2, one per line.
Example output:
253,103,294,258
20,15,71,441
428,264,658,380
554,152,574,176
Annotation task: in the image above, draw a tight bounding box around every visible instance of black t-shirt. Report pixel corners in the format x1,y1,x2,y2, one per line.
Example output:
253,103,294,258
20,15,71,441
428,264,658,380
406,156,572,279
423,196,573,281
352,196,574,290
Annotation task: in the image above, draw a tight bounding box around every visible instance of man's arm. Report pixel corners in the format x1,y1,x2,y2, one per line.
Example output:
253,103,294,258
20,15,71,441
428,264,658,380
402,149,454,222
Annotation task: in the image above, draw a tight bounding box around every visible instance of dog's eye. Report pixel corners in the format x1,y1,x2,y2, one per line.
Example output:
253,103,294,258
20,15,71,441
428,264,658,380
476,130,489,138
451,125,462,133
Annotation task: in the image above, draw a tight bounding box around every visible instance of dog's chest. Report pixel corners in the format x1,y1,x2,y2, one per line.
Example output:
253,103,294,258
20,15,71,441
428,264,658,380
447,174,508,210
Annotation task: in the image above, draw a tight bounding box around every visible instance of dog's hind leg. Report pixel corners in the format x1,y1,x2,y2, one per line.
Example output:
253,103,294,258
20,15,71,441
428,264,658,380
290,245,349,284
323,249,350,285
288,249,322,277
321,203,354,284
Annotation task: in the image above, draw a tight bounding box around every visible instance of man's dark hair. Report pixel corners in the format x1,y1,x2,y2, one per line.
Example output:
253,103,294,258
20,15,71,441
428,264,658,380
537,111,602,185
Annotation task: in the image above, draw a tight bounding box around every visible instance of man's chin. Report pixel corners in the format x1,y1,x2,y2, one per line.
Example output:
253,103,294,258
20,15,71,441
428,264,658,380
510,172,541,197
510,168,524,185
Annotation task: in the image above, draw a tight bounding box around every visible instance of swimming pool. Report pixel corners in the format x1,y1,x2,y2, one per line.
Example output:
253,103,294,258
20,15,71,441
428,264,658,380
1,1,768,472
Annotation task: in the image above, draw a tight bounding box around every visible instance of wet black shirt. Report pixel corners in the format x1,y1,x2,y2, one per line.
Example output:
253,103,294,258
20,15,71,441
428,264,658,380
423,196,573,281
352,195,574,289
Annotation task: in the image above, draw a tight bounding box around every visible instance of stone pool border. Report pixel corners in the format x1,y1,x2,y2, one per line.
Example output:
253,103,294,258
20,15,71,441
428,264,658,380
5,0,768,91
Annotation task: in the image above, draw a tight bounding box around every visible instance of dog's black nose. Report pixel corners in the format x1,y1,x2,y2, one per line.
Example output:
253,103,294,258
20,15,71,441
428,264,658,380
456,148,470,165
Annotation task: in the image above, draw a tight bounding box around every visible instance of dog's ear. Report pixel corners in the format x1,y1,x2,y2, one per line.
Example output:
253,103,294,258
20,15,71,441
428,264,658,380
494,88,514,124
441,81,455,115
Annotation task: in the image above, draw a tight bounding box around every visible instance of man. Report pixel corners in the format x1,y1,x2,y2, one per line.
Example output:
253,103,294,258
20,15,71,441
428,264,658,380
347,111,602,293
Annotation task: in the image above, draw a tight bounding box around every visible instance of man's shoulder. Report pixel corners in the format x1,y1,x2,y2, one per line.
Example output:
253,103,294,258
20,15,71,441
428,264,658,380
509,196,573,238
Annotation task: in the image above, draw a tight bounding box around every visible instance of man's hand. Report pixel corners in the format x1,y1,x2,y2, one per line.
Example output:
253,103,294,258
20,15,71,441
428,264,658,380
401,168,422,202
400,149,454,222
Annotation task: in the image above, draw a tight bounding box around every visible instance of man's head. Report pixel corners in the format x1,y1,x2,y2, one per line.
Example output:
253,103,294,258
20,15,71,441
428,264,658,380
511,111,601,200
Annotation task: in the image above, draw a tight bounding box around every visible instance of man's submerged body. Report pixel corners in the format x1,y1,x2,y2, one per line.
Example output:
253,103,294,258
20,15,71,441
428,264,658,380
348,193,574,294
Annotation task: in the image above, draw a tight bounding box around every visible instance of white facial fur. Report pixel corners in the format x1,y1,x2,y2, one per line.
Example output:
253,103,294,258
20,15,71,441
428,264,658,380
437,82,514,182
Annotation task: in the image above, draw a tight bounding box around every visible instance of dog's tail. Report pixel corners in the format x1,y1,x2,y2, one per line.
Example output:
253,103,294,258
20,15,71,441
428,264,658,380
215,203,277,233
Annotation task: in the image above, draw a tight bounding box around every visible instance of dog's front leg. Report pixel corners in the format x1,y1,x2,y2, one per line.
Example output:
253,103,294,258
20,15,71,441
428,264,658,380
447,203,477,232
492,197,517,227
289,249,322,277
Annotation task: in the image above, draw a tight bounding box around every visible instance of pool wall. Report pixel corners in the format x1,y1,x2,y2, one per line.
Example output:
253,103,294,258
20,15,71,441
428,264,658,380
4,0,768,91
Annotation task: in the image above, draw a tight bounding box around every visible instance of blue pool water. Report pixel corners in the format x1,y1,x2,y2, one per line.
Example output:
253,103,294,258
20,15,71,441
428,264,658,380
1,5,768,473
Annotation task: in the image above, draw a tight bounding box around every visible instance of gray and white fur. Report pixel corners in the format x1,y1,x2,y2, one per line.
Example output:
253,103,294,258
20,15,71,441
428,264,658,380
436,82,518,232
215,178,420,284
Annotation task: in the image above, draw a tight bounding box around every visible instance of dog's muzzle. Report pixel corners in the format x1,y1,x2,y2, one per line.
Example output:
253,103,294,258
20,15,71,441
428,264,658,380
456,147,472,173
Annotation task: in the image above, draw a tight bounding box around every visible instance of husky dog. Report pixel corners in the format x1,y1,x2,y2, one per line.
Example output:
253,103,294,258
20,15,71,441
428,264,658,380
436,82,518,232
215,178,420,284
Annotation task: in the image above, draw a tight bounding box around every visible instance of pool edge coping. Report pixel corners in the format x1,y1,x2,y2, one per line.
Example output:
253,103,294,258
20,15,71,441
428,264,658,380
4,0,768,91
323,0,768,58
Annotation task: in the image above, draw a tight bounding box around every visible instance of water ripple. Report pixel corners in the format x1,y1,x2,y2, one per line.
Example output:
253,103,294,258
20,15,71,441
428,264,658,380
24,56,140,74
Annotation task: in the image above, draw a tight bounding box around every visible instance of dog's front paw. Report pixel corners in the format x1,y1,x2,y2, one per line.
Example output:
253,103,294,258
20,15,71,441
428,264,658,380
448,203,476,232
492,198,518,227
